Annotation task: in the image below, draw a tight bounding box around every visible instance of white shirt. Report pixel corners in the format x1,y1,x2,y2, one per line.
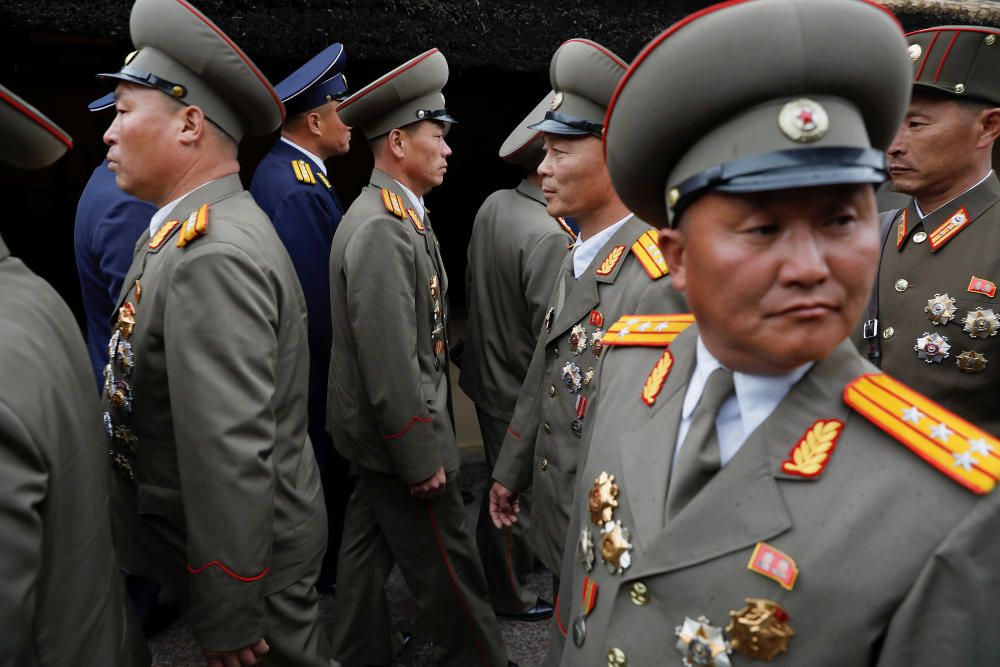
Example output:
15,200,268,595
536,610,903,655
396,180,426,222
148,181,217,238
913,169,992,219
280,136,327,176
571,214,632,279
673,337,812,469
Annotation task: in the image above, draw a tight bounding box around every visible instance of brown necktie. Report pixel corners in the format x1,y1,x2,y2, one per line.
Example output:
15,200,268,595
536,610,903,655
665,367,735,520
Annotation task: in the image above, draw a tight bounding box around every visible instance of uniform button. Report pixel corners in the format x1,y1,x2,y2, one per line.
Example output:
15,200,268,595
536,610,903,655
895,278,909,292
629,582,650,606
544,422,552,434
539,457,549,472
552,347,560,358
912,231,927,244
549,385,557,398
607,647,627,666
882,327,895,340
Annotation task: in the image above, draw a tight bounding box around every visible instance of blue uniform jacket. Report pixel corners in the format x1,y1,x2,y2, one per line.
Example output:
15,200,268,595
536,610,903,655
73,161,155,391
250,139,343,466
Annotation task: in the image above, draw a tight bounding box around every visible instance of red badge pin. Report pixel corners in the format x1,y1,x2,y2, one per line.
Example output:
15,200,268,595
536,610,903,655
589,310,604,327
968,275,997,298
747,542,798,591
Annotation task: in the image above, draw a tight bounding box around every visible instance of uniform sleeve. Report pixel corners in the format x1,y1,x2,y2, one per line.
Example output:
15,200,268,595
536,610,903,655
163,244,277,651
91,198,155,303
0,401,45,667
344,218,441,484
877,488,1000,665
522,230,571,336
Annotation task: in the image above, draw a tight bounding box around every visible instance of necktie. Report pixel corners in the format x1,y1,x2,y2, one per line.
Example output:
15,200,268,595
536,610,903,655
665,367,735,520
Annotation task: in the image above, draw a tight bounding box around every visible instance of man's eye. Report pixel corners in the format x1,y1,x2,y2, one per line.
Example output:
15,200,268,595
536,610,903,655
748,224,779,236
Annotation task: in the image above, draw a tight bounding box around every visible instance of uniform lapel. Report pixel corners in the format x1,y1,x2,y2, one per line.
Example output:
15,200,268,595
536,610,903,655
902,172,1000,253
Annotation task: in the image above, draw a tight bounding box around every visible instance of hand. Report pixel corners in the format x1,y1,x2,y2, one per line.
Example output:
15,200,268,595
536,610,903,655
489,481,520,529
410,466,447,499
204,639,269,667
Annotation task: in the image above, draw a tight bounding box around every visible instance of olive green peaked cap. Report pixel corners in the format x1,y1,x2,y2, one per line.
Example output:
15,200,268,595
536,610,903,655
499,91,555,168
98,0,283,142
605,0,912,227
337,49,457,140
0,84,72,169
529,39,626,137
907,26,1000,105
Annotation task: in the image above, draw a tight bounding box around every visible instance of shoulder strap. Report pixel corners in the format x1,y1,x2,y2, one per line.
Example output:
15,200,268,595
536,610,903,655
862,208,900,365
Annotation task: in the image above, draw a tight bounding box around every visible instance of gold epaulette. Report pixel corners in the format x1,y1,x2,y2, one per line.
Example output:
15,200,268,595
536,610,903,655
291,159,317,185
844,373,999,494
381,187,407,218
176,204,209,248
631,229,669,280
317,172,332,190
603,313,695,347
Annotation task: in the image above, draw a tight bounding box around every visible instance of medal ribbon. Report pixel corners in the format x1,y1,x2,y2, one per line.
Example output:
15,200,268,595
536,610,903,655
581,576,599,616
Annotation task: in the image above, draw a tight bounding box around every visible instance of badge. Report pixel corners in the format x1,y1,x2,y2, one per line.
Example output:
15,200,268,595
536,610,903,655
109,451,135,481
429,275,440,301
115,338,134,376
780,419,843,479
562,361,583,393
591,330,605,359
134,279,142,303
550,91,563,111
963,308,999,339
582,366,595,388
118,302,136,338
600,520,632,574
113,425,138,455
675,616,732,667
110,380,133,414
571,395,588,438
914,332,951,363
103,363,114,399
924,293,957,325
956,350,988,373
777,98,829,144
747,543,799,590
544,306,554,333
103,411,113,439
569,324,588,355
107,329,121,366
589,310,604,328
642,349,674,407
578,527,595,572
572,577,600,648
588,471,619,525
727,599,794,661
968,275,997,298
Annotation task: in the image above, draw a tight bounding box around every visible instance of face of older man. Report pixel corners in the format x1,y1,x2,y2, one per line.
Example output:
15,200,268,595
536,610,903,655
398,120,452,196
538,133,615,221
661,183,880,375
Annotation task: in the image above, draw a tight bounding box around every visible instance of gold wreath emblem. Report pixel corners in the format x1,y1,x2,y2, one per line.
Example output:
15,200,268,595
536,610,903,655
596,246,625,276
781,419,843,477
641,350,673,406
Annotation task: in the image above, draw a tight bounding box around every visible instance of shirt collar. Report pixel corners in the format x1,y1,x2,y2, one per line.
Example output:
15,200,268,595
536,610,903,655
571,213,632,279
148,181,217,237
395,179,425,221
280,136,327,176
914,169,992,219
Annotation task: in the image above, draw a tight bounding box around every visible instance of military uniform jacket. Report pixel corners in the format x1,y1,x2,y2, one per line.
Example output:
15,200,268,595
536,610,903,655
556,325,1000,666
103,175,325,651
327,168,455,484
492,216,687,572
0,235,147,666
860,173,1000,436
459,179,574,421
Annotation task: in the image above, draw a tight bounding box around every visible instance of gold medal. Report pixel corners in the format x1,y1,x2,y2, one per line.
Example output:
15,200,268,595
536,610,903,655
117,302,136,338
591,330,605,358
600,520,632,574
588,471,619,525
924,293,956,325
569,324,588,355
956,350,988,373
727,598,794,661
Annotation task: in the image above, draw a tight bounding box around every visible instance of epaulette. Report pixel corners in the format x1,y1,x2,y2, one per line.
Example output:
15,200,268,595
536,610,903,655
316,172,332,190
844,373,999,494
556,216,577,241
291,159,317,185
149,219,180,250
603,313,695,347
631,229,670,280
176,204,209,248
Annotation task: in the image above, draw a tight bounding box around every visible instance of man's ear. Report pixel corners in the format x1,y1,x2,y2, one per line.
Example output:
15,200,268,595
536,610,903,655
177,105,207,146
387,128,406,159
659,225,687,292
977,107,1000,149
307,111,323,137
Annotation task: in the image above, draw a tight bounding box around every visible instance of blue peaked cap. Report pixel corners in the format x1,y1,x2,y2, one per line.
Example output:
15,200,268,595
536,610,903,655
276,43,349,116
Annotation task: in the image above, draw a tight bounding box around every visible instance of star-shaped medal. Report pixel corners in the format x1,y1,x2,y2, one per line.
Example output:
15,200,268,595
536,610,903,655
924,293,957,325
914,332,951,363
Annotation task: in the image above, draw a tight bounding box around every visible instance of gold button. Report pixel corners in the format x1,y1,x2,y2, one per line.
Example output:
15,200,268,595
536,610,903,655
549,385,557,398
543,422,552,434
912,231,927,244
607,648,627,666
539,457,549,472
883,326,895,339
629,582,649,606
894,279,908,292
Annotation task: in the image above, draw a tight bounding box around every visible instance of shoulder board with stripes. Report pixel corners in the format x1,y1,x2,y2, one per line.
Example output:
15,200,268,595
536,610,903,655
595,245,627,276
631,229,669,280
929,207,970,251
844,373,999,494
291,159,317,185
407,208,425,233
149,219,180,250
316,172,332,190
556,216,577,241
176,204,210,248
604,313,695,347
381,188,407,219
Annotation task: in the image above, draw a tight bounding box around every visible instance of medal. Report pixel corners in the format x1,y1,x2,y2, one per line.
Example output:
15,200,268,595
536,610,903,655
107,329,120,366
591,330,605,359
569,324,588,355
429,275,440,301
134,279,142,303
116,338,134,376
578,527,595,572
572,577,600,648
675,616,733,667
562,361,583,393
956,350,988,373
110,380,133,414
572,395,588,438
600,520,632,574
103,363,114,399
924,293,956,325
117,302,136,338
962,308,999,339
103,411,113,439
727,598,794,661
544,306,554,332
114,425,139,455
582,366,595,388
914,332,951,364
588,471,619,525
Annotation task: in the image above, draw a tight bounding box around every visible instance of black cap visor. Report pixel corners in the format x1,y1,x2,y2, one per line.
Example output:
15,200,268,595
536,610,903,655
528,111,601,137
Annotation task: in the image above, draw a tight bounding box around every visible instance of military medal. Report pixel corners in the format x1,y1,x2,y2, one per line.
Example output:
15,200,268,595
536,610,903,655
571,395,588,437
134,279,142,303
962,308,999,339
727,599,794,661
914,332,951,363
103,411,113,439
588,471,619,525
109,451,135,481
924,293,956,325
591,330,605,359
114,425,139,455
582,366,595,388
118,302,136,338
562,361,583,393
544,306,554,333
110,380,133,414
578,528,595,572
107,329,120,366
675,616,733,667
956,350,988,373
116,338,135,376
572,576,599,648
600,520,632,574
569,324,588,355
103,363,114,399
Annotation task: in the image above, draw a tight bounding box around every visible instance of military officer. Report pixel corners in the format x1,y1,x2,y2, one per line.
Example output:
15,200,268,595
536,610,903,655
858,26,1000,437
327,50,513,667
250,42,352,593
96,1,330,665
0,84,149,666
553,1,1000,665
489,39,687,584
461,91,572,621
75,93,155,391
